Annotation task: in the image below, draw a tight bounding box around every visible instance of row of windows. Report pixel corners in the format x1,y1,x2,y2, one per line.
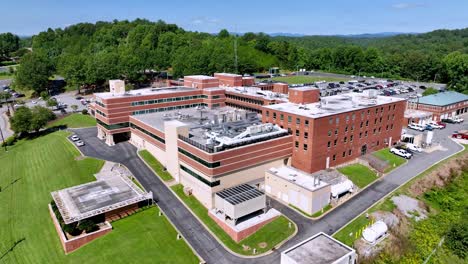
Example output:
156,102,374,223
97,119,129,130
328,119,394,137
130,123,165,143
178,148,221,168
132,103,207,115
180,165,220,187
226,93,264,105
96,109,106,117
225,102,262,113
326,125,393,147
266,111,309,126
95,101,105,107
332,149,353,161
130,95,208,106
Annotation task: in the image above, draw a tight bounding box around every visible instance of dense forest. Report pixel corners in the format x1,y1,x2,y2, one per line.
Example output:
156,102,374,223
1,19,467,94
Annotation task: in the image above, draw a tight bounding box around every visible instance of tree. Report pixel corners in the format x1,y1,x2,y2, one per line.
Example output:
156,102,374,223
40,91,50,100
30,106,55,132
46,99,58,109
14,52,53,93
71,104,78,112
0,91,12,115
10,106,32,135
443,52,468,94
0,33,20,58
218,29,230,38
422,87,438,96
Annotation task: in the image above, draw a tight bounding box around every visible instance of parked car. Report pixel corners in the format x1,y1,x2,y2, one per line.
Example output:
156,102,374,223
406,143,422,153
424,124,433,131
441,118,456,124
428,121,443,129
408,123,424,131
436,121,446,128
452,130,468,140
390,147,412,159
75,140,85,147
71,135,80,141
452,116,464,123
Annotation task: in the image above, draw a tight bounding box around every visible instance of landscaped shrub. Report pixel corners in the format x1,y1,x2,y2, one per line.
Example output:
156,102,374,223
2,135,17,147
81,109,88,115
78,219,99,233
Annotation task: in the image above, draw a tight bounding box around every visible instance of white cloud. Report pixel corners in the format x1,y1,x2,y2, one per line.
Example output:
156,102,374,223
191,17,220,25
391,2,426,9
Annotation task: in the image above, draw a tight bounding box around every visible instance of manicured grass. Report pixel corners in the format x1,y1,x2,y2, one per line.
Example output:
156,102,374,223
261,75,347,84
0,73,14,80
338,163,378,188
0,131,199,263
373,148,406,173
48,114,97,128
131,177,145,191
138,150,174,181
172,184,295,255
311,204,332,217
289,204,313,217
333,215,370,246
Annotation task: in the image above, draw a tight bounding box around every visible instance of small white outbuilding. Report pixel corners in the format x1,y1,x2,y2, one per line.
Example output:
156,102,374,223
362,220,388,244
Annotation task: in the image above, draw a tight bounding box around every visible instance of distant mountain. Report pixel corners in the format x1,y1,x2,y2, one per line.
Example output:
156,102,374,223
337,32,419,38
267,32,306,37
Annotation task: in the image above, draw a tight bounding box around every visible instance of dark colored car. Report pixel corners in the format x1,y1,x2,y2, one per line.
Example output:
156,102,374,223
442,118,455,124
408,87,415,92
419,85,426,89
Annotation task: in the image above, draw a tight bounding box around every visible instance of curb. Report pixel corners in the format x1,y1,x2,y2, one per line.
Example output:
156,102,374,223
136,150,174,185
332,139,466,238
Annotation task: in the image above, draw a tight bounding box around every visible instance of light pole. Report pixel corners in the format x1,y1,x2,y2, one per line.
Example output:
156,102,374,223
0,124,7,152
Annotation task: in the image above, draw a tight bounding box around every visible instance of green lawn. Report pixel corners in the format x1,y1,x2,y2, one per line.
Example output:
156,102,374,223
261,75,347,84
138,150,174,181
0,73,14,80
338,164,378,188
0,131,199,264
171,184,295,255
311,204,332,217
48,114,97,128
373,148,406,173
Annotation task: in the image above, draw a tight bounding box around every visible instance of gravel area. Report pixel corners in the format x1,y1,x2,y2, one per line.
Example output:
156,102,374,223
391,195,427,221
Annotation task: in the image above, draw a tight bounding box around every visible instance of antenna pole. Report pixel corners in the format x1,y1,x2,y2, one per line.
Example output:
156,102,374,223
234,34,238,74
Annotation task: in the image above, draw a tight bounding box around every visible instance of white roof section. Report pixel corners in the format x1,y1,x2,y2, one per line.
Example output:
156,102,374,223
282,232,355,264
185,75,218,80
268,166,329,192
404,109,433,118
226,86,288,101
95,86,196,99
51,166,152,224
362,220,388,244
264,91,406,119
215,73,242,77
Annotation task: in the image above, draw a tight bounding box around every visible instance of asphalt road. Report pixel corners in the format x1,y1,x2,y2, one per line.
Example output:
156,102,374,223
71,121,465,264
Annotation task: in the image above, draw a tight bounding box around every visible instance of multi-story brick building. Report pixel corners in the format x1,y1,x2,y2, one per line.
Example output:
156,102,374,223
407,91,468,121
263,88,406,173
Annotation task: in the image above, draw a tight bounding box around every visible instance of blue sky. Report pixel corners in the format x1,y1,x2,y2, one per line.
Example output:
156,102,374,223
1,0,467,36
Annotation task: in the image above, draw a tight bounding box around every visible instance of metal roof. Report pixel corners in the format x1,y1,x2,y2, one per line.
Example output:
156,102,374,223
411,91,468,106
216,184,264,205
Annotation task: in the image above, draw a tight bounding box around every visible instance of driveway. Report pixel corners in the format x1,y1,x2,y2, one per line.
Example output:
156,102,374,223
70,122,466,264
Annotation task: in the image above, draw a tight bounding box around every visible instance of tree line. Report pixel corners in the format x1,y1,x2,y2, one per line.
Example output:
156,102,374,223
5,19,467,94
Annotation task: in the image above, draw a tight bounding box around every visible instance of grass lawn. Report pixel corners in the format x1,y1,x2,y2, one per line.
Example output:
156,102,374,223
334,145,467,247
131,177,145,191
373,148,406,173
171,184,295,255
0,131,199,264
138,150,174,181
47,114,97,128
338,164,378,188
311,204,332,218
0,74,14,80
261,75,347,84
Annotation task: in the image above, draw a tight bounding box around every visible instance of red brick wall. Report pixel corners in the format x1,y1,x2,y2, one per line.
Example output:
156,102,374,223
273,83,289,94
49,205,112,254
288,88,320,104
242,77,255,86
208,212,279,242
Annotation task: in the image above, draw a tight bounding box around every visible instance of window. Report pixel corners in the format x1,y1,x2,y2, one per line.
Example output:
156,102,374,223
359,132,362,138
360,122,363,128
329,118,333,124
304,132,308,139
374,118,377,125
288,116,292,123
367,110,370,115
350,135,354,142
346,115,350,122
366,120,369,127
386,125,389,131
328,141,331,148
335,129,338,135
345,126,348,132
130,123,165,143
296,118,300,125
391,124,394,130
375,108,378,114
351,125,354,131
295,141,299,148
305,120,309,126
352,113,356,120
342,151,346,157
334,139,337,146
328,130,332,136
303,144,308,151
296,130,300,136
365,131,368,137
266,111,269,117
344,136,347,143
280,114,284,121
180,165,220,187
373,128,376,134
378,127,381,133
179,148,221,168
333,154,336,161
336,117,340,124
379,117,382,123
273,113,276,120
288,128,292,134
349,149,352,155
393,104,396,110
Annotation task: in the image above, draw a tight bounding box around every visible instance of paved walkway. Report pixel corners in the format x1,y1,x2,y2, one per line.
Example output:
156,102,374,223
71,122,466,264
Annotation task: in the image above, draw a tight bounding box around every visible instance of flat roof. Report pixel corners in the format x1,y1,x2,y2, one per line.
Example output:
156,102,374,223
290,86,318,91
185,75,218,80
133,106,289,153
268,166,329,192
51,165,152,224
264,91,405,119
216,184,264,205
215,73,242,77
95,86,197,99
225,86,288,101
410,91,468,106
283,232,355,264
404,109,433,118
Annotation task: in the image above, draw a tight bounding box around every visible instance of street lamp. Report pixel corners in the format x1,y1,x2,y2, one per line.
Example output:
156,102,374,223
0,125,7,152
